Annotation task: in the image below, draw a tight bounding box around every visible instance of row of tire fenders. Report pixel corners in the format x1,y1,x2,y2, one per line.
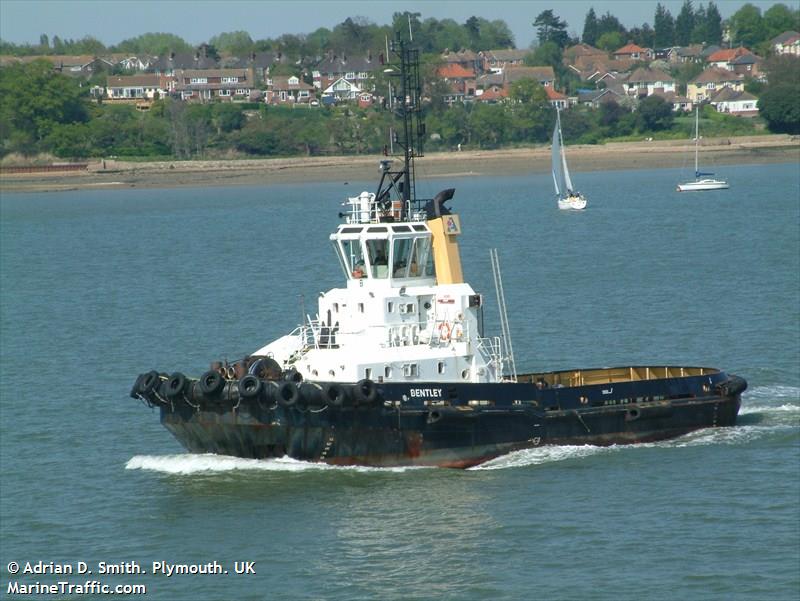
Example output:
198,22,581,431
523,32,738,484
130,369,380,410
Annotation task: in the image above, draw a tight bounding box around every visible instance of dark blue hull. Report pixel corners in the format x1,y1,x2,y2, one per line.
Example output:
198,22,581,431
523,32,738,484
140,367,746,468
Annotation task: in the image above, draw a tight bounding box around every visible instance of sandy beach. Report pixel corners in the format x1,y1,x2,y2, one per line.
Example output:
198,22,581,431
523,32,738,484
1,134,797,193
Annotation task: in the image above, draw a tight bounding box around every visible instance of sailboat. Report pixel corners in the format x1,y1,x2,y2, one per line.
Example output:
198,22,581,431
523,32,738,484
552,108,587,210
677,106,729,192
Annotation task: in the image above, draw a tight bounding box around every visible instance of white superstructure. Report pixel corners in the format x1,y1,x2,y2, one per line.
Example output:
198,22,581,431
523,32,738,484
253,190,506,385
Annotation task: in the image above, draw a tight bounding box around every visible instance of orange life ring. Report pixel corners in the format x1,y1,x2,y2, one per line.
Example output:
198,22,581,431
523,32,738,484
439,322,451,341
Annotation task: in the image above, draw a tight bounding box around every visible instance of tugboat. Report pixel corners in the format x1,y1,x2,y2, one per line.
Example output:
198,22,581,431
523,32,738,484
130,40,746,468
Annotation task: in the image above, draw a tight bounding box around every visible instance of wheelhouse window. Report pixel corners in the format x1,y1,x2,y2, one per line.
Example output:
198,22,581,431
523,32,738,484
338,238,366,279
391,236,435,279
366,239,389,278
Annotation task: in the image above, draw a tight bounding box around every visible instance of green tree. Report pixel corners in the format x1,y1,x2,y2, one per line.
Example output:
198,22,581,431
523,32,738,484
705,2,723,45
654,3,675,47
690,4,707,44
526,41,562,70
209,31,254,56
596,31,624,52
114,32,191,55
763,4,798,41
468,103,508,148
729,4,765,48
758,82,800,134
533,10,569,48
637,95,674,131
0,59,88,155
675,0,695,46
582,8,599,46
597,12,626,38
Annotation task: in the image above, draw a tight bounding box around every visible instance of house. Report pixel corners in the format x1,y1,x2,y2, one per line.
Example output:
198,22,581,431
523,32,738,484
563,43,607,66
172,68,253,101
622,67,676,98
730,53,763,78
709,88,759,116
32,55,115,76
437,63,477,102
706,47,751,70
613,43,652,61
106,74,167,100
544,85,568,109
312,53,378,92
321,77,362,102
479,48,528,73
675,44,704,63
771,31,800,56
687,67,744,102
266,75,315,105
440,49,480,73
504,66,555,87
577,87,626,108
474,66,556,103
651,89,693,112
151,46,219,75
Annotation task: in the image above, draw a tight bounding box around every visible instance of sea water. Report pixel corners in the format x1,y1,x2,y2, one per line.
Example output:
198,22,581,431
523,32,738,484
1,162,798,600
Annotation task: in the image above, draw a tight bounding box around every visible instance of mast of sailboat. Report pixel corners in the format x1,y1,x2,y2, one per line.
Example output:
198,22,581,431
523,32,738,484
694,106,699,178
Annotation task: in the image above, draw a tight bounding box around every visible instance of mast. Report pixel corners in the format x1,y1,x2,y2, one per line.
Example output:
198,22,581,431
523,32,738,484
694,106,699,178
375,37,425,219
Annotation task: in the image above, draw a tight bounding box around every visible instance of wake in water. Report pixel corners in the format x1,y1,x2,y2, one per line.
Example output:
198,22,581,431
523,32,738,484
125,454,422,475
127,385,798,474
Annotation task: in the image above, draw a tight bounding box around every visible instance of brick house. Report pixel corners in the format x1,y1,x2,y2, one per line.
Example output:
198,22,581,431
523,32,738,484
173,68,253,101
479,48,528,73
771,31,800,56
613,43,653,61
266,75,315,105
312,53,378,93
622,67,676,98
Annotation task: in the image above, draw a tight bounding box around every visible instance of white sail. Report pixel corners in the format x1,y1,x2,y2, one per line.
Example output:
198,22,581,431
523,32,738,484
551,116,562,197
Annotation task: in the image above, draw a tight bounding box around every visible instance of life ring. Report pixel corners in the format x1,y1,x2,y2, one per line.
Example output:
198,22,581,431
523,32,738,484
439,321,451,342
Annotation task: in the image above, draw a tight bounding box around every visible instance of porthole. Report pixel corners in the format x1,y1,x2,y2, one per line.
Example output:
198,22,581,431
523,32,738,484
461,369,470,380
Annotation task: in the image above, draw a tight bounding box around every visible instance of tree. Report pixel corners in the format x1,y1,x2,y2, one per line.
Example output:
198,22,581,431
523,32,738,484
729,4,765,48
705,2,723,45
596,31,624,52
0,59,88,155
597,12,626,38
690,4,707,44
654,3,675,48
114,32,191,56
758,82,800,134
629,24,655,48
637,95,674,131
763,4,798,41
675,0,695,46
582,8,599,46
527,41,562,70
533,10,569,48
209,31,254,56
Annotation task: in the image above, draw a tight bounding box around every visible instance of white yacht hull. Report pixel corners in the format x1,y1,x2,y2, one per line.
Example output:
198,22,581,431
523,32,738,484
558,196,587,210
677,179,729,192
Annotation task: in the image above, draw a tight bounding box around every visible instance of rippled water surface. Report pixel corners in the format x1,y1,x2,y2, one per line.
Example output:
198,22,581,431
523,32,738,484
1,162,798,600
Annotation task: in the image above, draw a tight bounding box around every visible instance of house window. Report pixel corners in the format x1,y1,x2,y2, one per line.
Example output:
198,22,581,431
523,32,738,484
236,89,249,95
219,89,231,96
358,72,368,79
221,77,239,83
280,91,287,101
706,82,716,90
190,77,207,84
345,72,355,79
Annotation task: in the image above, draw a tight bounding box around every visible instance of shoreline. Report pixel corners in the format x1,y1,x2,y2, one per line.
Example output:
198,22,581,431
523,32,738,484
1,135,797,193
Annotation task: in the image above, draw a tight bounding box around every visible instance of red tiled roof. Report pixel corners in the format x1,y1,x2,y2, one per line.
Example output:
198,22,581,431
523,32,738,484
438,64,475,79
477,87,508,101
545,86,567,100
614,43,647,55
707,47,749,62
